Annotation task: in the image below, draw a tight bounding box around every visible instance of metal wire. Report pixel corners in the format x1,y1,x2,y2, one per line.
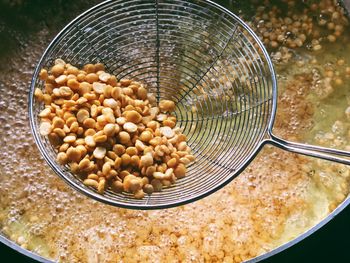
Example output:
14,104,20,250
29,0,275,209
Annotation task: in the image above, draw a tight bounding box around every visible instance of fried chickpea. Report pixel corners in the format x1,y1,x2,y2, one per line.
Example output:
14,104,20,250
130,155,140,167
151,179,163,192
113,144,126,156
67,79,80,91
95,63,105,72
66,147,82,162
57,152,68,165
83,179,99,189
83,118,96,129
83,63,96,73
121,153,131,166
38,62,194,197
79,158,91,171
167,158,178,168
143,184,154,194
111,181,124,193
174,164,186,178
159,99,176,112
140,154,153,167
85,73,99,83
119,131,131,144
126,147,138,156
104,123,116,137
114,156,122,169
124,110,142,123
140,130,153,142
120,79,132,86
51,64,65,77
39,69,48,80
93,147,106,159
34,88,44,101
129,178,142,192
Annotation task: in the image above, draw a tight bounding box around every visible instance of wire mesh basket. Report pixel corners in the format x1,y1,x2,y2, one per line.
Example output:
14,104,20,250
29,0,350,209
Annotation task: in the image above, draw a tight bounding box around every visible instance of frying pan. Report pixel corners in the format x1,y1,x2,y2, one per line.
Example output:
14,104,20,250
1,0,350,262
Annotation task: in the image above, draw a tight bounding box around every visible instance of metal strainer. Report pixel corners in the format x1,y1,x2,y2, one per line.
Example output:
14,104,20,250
29,0,350,209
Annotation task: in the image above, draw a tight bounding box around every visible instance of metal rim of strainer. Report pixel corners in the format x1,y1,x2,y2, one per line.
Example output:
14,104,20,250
28,0,277,210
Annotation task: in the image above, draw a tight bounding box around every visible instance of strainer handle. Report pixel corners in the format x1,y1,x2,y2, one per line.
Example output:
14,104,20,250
266,134,350,165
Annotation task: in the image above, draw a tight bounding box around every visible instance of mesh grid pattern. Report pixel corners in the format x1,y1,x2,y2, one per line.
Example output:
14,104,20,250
29,0,276,209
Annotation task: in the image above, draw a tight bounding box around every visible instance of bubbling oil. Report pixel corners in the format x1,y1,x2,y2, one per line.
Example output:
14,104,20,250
1,1,350,263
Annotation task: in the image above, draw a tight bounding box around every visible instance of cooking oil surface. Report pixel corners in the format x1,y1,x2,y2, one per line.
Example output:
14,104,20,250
1,1,350,262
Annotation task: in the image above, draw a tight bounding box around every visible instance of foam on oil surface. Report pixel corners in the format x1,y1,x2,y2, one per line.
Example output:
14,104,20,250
1,2,350,263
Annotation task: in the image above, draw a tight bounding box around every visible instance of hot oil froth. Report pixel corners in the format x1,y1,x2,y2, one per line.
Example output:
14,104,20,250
1,0,350,262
